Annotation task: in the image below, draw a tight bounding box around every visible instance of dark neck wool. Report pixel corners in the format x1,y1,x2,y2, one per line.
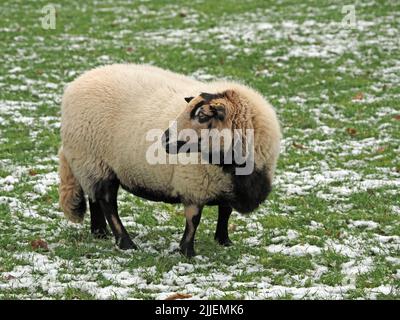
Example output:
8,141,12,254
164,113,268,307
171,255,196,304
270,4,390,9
223,164,271,214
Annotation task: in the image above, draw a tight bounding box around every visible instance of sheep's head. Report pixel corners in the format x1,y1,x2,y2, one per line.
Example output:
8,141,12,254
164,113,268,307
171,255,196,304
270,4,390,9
163,90,254,169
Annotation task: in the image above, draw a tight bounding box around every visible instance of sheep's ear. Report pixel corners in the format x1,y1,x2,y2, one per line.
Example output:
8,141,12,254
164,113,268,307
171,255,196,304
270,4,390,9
223,90,240,103
211,105,226,121
184,96,194,103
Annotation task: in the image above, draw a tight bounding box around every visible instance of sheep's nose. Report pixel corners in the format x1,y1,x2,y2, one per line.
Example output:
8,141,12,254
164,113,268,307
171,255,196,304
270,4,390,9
162,129,170,146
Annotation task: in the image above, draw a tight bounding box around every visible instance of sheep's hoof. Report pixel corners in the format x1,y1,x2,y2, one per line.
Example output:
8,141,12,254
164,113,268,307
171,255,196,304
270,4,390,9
117,236,137,250
215,236,233,247
180,244,196,258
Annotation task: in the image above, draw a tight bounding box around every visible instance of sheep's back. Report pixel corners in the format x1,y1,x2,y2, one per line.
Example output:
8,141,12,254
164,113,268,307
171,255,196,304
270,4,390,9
61,64,202,195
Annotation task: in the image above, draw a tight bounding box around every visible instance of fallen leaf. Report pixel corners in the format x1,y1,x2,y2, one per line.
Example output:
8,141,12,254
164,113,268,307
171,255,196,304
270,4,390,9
346,128,357,136
28,169,38,176
376,146,386,153
353,92,364,100
165,293,192,300
393,115,400,121
31,239,49,251
4,275,15,281
292,142,306,149
126,47,134,52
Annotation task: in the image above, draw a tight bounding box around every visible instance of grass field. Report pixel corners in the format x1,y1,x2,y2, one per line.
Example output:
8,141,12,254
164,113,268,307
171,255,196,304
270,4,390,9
0,0,399,299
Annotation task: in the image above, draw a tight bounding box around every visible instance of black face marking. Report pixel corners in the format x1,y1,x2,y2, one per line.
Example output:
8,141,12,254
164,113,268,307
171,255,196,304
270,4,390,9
189,93,226,122
200,92,225,103
190,100,205,119
163,129,192,154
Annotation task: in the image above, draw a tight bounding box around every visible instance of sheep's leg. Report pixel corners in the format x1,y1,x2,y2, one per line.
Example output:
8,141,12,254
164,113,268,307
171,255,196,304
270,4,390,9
96,179,137,250
214,205,233,246
180,205,203,258
89,199,109,239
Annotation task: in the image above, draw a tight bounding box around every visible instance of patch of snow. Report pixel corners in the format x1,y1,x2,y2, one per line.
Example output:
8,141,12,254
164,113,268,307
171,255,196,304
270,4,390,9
266,244,322,256
341,258,374,283
349,220,379,230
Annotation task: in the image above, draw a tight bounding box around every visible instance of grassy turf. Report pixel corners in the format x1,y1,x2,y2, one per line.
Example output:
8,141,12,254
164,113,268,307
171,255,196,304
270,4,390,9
0,0,399,299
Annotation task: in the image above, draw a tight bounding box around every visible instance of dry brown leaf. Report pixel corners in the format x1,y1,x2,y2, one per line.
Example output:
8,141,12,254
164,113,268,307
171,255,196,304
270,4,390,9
346,128,357,136
28,169,38,176
4,275,15,281
165,293,192,300
31,239,49,251
292,142,306,149
126,47,134,52
353,92,364,100
228,223,237,232
393,115,400,121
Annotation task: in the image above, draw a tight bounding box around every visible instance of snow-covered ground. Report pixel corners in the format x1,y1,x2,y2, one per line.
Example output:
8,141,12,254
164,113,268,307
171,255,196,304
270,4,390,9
0,1,399,299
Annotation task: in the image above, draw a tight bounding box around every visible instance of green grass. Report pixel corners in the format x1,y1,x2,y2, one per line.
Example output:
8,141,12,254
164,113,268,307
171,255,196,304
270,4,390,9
0,0,399,300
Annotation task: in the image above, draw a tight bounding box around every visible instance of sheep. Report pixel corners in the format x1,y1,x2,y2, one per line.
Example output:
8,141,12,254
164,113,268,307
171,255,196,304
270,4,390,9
59,64,281,257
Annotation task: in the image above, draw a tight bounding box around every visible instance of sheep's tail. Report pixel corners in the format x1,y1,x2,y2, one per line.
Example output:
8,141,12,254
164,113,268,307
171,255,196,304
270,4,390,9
58,147,86,223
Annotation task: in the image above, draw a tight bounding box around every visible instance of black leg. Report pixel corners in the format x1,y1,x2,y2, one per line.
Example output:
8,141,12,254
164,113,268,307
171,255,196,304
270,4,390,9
89,199,109,239
180,205,202,258
95,178,136,250
214,205,233,246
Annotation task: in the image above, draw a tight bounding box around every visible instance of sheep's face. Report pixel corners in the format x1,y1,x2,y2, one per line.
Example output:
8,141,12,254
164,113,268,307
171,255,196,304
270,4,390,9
163,91,238,156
